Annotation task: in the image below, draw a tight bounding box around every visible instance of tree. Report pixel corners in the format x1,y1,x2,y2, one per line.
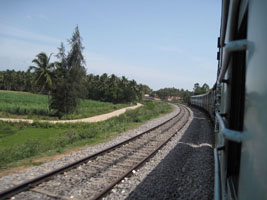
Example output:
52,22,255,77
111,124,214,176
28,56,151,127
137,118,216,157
193,83,210,95
108,74,119,103
193,83,201,95
28,52,55,93
66,25,87,101
182,89,193,104
0,70,35,92
49,42,69,117
49,26,86,118
201,83,210,93
84,73,148,103
3,70,14,90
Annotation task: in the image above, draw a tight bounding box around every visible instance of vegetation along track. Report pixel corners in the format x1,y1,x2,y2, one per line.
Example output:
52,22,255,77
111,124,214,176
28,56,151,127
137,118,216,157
0,104,190,200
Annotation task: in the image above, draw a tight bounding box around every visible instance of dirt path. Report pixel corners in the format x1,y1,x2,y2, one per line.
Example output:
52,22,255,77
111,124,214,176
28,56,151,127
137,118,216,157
0,103,143,124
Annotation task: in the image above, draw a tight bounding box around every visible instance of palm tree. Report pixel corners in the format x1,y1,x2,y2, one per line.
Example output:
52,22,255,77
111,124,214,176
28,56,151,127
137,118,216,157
28,52,55,93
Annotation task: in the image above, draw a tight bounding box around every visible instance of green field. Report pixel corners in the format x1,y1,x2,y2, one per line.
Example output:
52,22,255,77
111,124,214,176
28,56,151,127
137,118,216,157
0,100,173,170
0,90,130,120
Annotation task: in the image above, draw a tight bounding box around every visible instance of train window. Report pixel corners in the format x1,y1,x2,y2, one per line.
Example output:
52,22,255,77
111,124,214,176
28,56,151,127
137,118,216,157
226,7,247,198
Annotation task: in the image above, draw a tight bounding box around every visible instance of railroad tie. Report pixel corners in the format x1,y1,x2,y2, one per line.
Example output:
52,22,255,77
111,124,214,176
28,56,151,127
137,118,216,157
31,188,72,200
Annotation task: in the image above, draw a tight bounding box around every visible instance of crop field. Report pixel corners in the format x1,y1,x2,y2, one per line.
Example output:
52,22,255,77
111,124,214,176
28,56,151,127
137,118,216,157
0,100,173,170
0,90,130,120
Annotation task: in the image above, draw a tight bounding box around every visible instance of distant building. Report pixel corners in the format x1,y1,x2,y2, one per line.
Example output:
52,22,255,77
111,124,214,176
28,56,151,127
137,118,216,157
167,96,183,101
143,94,161,101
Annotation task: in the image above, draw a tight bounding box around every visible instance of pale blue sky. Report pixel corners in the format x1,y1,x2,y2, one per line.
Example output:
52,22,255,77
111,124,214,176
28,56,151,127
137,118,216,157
0,0,221,90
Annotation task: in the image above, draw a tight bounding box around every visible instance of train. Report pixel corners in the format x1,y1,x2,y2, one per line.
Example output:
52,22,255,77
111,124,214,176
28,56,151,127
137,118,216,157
190,0,267,199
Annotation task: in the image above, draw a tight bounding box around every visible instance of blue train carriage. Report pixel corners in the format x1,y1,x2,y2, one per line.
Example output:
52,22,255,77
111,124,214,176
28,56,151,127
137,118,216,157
191,0,267,199
215,0,267,199
190,90,215,120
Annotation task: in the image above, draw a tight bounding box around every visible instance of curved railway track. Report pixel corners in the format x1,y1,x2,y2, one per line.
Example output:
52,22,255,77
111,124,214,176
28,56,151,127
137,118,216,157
0,104,190,200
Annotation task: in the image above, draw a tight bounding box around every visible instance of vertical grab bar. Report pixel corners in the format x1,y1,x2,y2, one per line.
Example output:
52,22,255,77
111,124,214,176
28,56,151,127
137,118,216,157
214,148,222,200
218,39,248,83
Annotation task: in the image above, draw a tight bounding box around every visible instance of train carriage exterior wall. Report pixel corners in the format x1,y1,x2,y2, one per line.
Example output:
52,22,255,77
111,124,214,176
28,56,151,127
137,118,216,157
190,0,267,199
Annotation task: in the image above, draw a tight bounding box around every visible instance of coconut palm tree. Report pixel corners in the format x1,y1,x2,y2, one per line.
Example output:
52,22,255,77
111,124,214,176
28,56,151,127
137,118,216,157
28,52,55,93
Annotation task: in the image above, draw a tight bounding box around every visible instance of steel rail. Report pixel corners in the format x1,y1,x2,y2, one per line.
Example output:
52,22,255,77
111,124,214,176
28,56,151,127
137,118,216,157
92,106,190,200
0,104,183,200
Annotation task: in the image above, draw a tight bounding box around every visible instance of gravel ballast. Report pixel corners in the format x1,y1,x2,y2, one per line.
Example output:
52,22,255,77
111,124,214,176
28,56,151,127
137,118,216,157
0,104,180,192
104,107,214,200
0,106,215,200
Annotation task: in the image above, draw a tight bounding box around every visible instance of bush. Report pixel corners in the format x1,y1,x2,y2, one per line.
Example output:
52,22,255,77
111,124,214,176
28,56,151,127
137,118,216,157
0,100,172,169
0,139,41,168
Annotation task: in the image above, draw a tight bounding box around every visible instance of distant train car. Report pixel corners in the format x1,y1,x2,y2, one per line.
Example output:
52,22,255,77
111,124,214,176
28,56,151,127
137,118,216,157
190,90,215,120
190,0,267,199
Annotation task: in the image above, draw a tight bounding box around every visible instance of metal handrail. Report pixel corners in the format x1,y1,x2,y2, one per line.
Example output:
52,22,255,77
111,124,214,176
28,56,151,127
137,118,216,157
218,39,248,83
214,148,222,200
215,111,243,143
224,39,248,52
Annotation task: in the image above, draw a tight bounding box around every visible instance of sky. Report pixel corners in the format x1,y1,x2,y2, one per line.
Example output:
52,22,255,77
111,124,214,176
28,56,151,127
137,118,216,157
0,0,221,91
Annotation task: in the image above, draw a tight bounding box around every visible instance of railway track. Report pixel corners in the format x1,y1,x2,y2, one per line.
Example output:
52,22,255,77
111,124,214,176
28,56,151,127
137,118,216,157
0,104,190,200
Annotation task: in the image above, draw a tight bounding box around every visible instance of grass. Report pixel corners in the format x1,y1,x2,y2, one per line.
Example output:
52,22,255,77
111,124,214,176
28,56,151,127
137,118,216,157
0,100,173,170
0,90,130,120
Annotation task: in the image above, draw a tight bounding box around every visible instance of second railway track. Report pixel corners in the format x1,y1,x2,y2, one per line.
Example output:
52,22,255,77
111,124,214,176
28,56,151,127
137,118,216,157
0,104,190,200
